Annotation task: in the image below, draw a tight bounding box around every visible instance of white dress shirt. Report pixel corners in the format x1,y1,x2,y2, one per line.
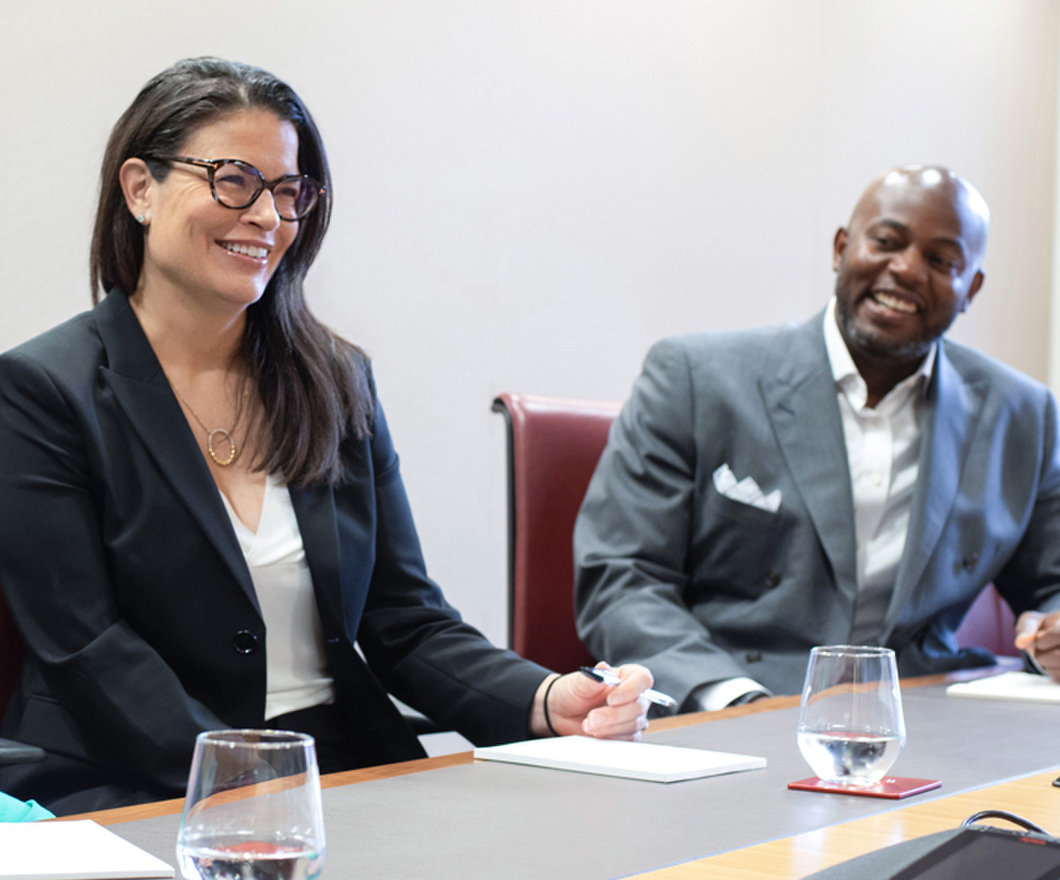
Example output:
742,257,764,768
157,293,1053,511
689,301,934,713
221,474,336,720
822,298,934,643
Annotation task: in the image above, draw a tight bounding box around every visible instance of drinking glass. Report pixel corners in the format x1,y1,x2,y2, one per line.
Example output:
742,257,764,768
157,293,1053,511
796,645,906,787
176,730,326,880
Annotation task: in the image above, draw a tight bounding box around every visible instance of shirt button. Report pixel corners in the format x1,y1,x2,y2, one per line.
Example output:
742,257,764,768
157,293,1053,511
961,553,980,571
745,651,763,664
764,570,782,589
232,630,259,655
870,473,882,487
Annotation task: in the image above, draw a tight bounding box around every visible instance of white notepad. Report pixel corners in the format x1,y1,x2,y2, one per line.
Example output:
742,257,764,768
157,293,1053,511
946,671,1060,704
473,735,766,783
0,819,174,880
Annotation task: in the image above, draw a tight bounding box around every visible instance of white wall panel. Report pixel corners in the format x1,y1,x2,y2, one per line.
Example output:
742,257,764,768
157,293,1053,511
1,0,1055,646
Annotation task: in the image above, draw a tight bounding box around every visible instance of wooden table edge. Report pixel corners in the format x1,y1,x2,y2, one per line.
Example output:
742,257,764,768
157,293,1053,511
624,766,1060,880
58,666,1015,827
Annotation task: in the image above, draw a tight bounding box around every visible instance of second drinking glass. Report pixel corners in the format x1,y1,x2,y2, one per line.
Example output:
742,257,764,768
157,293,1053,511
796,645,906,787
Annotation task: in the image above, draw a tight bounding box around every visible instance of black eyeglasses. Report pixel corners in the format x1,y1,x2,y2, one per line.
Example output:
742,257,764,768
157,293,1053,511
151,156,325,221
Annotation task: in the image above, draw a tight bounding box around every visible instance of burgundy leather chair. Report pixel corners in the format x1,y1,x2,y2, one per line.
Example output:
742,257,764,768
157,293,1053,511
0,583,44,763
955,584,1019,658
492,393,622,672
0,585,22,721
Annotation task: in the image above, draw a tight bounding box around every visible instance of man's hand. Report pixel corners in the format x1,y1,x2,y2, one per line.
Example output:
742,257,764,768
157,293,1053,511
530,664,652,740
1014,610,1060,682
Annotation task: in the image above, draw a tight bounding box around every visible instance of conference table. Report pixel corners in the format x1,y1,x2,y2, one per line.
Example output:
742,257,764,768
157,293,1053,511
73,669,1059,880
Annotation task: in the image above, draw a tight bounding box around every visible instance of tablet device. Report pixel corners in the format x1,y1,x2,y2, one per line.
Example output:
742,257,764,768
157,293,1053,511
890,824,1060,880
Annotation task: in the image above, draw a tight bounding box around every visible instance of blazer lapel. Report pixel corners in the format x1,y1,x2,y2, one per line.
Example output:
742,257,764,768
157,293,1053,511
759,316,858,601
289,483,345,639
289,427,384,640
290,472,423,759
883,344,987,631
92,292,256,610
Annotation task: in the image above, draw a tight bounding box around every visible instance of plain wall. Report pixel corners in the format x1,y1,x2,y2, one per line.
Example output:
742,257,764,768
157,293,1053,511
1,0,1057,648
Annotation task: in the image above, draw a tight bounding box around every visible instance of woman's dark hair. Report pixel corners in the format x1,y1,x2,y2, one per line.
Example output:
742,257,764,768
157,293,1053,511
90,56,372,486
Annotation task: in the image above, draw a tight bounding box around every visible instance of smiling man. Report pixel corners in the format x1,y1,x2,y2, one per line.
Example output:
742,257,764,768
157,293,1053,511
834,167,986,407
574,166,1060,712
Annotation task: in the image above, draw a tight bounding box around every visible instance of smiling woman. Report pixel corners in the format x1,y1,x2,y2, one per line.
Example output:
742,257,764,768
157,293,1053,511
0,57,655,815
89,58,355,491
126,111,302,334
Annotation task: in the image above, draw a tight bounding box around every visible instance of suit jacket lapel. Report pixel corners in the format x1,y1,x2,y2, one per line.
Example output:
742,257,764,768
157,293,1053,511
290,470,423,759
92,292,257,611
759,315,858,601
883,344,987,631
289,483,345,638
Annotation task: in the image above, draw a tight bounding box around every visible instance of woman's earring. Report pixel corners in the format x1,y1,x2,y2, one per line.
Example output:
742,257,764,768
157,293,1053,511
135,214,146,225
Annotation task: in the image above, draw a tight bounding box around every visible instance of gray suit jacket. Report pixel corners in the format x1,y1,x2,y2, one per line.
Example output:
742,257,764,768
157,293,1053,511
574,312,1060,706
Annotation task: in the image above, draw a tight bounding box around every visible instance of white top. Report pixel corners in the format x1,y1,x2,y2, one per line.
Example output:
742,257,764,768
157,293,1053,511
221,474,336,720
823,298,934,643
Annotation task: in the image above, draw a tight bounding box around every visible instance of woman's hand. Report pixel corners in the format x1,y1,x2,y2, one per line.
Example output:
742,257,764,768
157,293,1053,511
530,663,654,740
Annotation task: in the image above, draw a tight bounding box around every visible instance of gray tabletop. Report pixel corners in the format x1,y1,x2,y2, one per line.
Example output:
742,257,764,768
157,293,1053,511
113,684,1059,880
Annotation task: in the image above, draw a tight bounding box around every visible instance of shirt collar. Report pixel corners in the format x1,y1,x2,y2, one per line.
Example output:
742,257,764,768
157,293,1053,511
823,298,935,411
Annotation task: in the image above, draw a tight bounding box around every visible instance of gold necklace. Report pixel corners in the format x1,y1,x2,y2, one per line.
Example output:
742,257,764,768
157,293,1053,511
170,382,247,467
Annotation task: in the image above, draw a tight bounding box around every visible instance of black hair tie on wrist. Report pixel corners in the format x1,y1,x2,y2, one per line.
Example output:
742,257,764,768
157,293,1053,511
543,674,562,736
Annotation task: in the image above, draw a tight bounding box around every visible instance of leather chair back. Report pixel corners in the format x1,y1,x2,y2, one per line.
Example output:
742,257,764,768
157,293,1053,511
954,584,1018,658
0,583,24,715
492,393,622,672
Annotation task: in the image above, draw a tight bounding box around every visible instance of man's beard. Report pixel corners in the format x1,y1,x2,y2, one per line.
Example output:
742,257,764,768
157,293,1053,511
835,292,937,364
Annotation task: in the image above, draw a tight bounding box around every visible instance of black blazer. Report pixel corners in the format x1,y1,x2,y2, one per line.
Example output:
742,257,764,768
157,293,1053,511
0,292,547,812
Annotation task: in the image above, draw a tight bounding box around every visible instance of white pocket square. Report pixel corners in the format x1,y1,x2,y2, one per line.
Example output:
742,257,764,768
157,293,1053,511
712,464,781,513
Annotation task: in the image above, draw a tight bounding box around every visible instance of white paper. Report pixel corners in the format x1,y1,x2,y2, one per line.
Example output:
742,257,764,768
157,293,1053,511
946,671,1060,705
0,819,173,880
473,735,766,783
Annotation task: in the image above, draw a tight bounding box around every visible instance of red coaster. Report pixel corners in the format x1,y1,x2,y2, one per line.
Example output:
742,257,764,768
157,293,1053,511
788,776,941,799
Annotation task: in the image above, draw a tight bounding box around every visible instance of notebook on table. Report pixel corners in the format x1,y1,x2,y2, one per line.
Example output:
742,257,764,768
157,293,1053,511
0,819,174,880
474,735,766,783
945,671,1060,704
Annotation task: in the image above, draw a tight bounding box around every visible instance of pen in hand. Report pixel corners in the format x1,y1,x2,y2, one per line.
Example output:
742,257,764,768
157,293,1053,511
579,666,678,709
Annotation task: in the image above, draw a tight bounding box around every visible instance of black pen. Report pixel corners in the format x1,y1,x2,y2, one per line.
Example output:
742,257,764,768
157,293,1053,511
579,666,678,708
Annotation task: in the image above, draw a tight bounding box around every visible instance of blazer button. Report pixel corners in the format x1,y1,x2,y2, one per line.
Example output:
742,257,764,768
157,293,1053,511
961,553,980,572
745,651,763,664
232,630,259,655
763,570,782,589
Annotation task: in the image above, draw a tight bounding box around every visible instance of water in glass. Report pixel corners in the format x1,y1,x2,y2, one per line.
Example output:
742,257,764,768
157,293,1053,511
176,730,326,880
796,646,906,786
